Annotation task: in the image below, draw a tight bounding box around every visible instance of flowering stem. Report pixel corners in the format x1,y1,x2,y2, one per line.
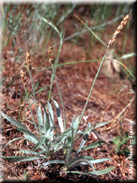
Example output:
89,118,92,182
23,84,39,136
28,70,42,137
48,37,63,101
79,47,109,124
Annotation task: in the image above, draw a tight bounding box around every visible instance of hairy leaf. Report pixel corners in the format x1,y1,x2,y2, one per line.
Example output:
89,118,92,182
41,160,65,168
1,111,27,131
67,166,115,175
53,99,64,133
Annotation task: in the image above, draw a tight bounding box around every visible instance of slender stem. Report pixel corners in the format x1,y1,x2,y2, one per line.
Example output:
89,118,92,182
52,64,66,131
48,33,63,101
28,70,42,137
48,71,54,102
74,13,135,86
23,84,39,136
79,47,109,124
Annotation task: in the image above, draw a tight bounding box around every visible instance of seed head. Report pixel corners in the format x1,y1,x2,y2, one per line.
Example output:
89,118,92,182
108,14,131,48
26,51,31,70
48,45,55,64
20,70,26,87
49,58,55,64
48,45,54,56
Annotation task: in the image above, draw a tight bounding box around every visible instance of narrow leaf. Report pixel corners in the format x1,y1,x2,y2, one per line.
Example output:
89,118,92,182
72,115,81,139
37,104,43,127
89,158,110,164
4,137,24,148
82,141,104,151
19,149,42,155
1,111,27,131
40,102,50,135
24,135,38,144
53,135,68,152
65,116,76,164
33,137,47,152
34,82,39,91
91,166,115,175
43,109,49,135
35,86,47,94
53,99,64,133
41,16,60,36
68,158,96,172
47,102,54,140
0,156,47,162
0,76,8,86
68,156,94,167
47,102,54,127
119,136,130,146
67,166,115,175
76,122,91,155
16,128,39,141
41,160,65,168
84,121,110,134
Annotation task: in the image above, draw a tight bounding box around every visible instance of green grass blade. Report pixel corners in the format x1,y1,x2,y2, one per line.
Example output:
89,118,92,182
34,82,39,91
35,86,47,94
74,14,135,82
119,136,130,146
74,14,107,48
41,16,60,36
57,4,76,26
36,59,101,71
0,76,8,86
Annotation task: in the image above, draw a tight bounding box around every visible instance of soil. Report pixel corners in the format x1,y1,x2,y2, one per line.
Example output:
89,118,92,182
0,5,136,183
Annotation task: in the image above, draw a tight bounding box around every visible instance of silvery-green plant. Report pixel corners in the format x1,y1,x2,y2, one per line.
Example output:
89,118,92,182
39,45,115,175
1,13,132,178
1,52,69,161
0,49,114,177
1,104,114,176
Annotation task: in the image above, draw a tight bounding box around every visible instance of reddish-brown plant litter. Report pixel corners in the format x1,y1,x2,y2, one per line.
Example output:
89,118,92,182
0,3,136,183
